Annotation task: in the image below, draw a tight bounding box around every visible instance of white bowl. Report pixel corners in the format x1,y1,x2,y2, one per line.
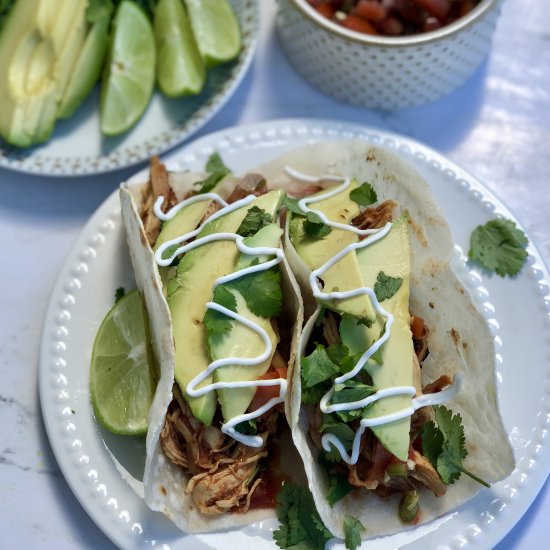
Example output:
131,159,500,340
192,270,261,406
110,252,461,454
276,0,504,110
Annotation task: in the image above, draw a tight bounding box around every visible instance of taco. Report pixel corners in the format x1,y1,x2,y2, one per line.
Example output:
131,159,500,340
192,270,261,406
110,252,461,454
254,141,515,539
119,156,304,532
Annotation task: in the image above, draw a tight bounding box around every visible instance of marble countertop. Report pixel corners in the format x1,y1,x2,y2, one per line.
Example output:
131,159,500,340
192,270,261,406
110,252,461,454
1,0,548,548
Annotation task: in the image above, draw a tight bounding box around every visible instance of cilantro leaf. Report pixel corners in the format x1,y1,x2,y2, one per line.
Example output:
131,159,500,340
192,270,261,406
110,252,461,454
234,419,257,435
304,211,332,238
301,345,340,388
301,381,329,405
273,483,332,549
332,379,376,407
325,343,363,375
205,151,230,175
373,271,403,302
227,267,282,318
330,379,376,422
422,406,490,488
283,195,304,215
349,182,377,206
195,152,231,194
343,516,365,550
422,420,444,468
327,473,353,507
321,414,355,455
114,286,126,303
468,219,529,277
236,206,273,237
318,453,354,506
203,286,237,336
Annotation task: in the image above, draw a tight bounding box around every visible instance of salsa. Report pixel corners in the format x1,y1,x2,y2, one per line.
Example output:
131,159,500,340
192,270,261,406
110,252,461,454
307,0,482,36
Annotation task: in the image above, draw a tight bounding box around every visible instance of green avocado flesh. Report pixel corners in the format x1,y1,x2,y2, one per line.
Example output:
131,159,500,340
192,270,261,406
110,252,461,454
0,0,105,146
289,180,377,322
167,190,285,425
213,223,283,421
339,216,414,461
58,6,112,119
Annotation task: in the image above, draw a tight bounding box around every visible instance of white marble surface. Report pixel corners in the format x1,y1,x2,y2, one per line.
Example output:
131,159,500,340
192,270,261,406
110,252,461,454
1,0,549,548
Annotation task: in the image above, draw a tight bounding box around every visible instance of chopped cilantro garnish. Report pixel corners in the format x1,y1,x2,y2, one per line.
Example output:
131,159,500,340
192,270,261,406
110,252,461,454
283,195,304,215
349,182,377,207
273,483,332,549
226,267,282,318
304,211,332,238
422,406,490,488
332,380,376,407
236,206,273,237
468,218,528,277
203,286,237,336
320,414,355,461
234,419,257,435
373,271,403,302
114,286,126,303
194,152,231,194
343,515,365,550
301,344,340,389
205,151,230,175
317,453,354,506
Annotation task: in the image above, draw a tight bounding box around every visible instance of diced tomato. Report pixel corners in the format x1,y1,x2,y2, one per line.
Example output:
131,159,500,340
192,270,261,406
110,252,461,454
411,0,451,21
315,3,336,18
341,14,378,34
249,367,288,413
353,0,386,22
378,16,404,36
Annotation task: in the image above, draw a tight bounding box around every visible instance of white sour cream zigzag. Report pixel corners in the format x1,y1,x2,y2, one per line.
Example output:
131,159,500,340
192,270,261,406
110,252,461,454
153,194,287,448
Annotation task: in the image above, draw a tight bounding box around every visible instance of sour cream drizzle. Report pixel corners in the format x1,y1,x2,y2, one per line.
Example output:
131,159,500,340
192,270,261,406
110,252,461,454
153,194,287,448
285,166,462,465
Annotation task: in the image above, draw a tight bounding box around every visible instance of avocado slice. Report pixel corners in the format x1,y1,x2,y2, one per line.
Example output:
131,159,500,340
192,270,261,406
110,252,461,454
211,223,283,421
0,0,88,146
58,3,112,119
339,216,414,461
167,190,285,425
289,180,377,322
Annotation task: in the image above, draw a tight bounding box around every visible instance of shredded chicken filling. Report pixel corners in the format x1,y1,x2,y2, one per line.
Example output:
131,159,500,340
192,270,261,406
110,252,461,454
160,385,280,515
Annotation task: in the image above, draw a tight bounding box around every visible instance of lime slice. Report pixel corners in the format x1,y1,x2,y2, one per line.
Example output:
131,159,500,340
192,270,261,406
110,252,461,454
90,289,156,435
100,1,156,136
185,0,241,68
154,0,205,97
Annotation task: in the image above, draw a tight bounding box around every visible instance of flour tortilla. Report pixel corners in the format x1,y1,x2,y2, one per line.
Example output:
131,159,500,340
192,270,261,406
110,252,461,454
120,169,303,533
255,141,515,539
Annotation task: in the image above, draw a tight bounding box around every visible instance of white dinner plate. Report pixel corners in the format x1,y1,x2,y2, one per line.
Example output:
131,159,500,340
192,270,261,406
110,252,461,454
39,119,550,549
0,0,258,177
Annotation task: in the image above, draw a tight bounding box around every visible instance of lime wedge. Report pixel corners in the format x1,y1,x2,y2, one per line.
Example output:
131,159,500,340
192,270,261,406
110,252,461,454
90,289,156,435
154,0,205,97
185,0,241,68
100,1,156,136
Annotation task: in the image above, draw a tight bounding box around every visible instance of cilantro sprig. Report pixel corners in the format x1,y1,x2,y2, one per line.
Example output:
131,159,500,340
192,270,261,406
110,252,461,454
304,211,332,238
236,206,273,237
422,406,490,488
318,453,354,506
194,152,231,194
203,286,237,337
343,516,365,550
468,218,528,277
273,483,332,550
226,267,283,318
373,271,403,302
349,182,377,206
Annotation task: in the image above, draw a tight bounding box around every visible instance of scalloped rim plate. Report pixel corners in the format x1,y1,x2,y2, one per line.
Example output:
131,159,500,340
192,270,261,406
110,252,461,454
39,119,550,549
0,0,258,177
